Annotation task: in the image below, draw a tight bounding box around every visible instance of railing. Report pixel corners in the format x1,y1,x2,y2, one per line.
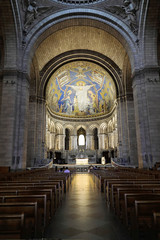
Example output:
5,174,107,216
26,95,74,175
111,158,135,168
28,159,53,170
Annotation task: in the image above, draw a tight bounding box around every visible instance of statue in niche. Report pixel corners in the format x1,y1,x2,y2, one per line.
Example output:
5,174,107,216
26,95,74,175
105,0,139,34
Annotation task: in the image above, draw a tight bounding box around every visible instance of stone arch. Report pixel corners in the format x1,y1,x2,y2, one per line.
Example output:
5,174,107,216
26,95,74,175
139,0,160,68
64,124,74,135
22,11,139,76
108,120,113,133
89,124,99,134
55,123,63,134
0,1,17,69
39,50,122,100
99,122,107,134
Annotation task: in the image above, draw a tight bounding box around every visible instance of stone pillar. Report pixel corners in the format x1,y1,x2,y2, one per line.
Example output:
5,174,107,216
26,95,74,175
70,135,77,150
90,135,94,150
35,98,46,163
113,129,118,148
51,132,55,149
117,97,130,161
59,134,65,150
99,133,106,150
105,134,109,149
125,95,138,165
27,96,37,167
55,135,58,150
0,70,29,169
133,68,160,168
45,129,48,148
86,134,91,149
70,135,74,150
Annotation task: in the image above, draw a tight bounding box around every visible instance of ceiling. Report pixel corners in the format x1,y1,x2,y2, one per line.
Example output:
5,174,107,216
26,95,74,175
35,26,126,72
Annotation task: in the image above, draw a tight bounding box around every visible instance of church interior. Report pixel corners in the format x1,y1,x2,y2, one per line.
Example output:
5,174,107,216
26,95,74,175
0,0,160,239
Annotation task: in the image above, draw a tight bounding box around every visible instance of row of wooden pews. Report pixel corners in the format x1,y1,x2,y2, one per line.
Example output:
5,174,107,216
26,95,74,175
92,167,160,240
0,167,71,239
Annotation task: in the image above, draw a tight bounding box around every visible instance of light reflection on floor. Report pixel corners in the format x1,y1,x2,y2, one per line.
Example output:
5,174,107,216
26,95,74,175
44,173,131,240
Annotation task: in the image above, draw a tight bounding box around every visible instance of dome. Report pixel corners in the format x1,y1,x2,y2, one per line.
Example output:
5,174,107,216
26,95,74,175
46,61,116,119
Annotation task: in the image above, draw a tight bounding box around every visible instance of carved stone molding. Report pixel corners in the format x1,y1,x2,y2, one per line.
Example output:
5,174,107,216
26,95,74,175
29,95,37,102
104,0,139,35
126,93,133,101
147,77,160,84
117,93,133,102
2,69,30,85
22,0,56,35
132,66,160,86
29,95,46,103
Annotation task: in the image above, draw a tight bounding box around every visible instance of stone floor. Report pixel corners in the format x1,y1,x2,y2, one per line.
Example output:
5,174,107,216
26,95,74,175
44,173,131,240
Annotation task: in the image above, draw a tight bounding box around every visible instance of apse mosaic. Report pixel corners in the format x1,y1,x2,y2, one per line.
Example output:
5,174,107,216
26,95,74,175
46,61,116,118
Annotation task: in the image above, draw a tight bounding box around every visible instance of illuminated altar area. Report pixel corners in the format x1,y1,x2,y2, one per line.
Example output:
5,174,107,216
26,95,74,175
45,61,118,164
76,158,88,165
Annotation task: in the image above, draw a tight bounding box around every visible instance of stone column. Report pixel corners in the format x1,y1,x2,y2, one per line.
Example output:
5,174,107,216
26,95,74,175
90,135,94,150
51,132,55,149
126,95,138,165
0,70,29,169
98,133,106,150
105,134,109,149
86,134,91,149
113,129,118,148
108,133,111,149
34,98,46,163
27,96,37,167
133,68,160,168
117,97,130,161
70,135,77,150
59,134,65,150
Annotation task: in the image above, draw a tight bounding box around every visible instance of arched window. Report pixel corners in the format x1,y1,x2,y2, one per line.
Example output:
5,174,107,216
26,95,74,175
77,127,86,147
78,134,85,146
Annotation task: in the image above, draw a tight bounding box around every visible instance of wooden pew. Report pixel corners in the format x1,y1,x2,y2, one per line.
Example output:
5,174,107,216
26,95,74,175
124,193,160,227
105,179,160,202
116,188,154,218
2,195,47,236
17,189,53,222
116,186,160,216
110,183,160,211
0,183,58,212
0,214,24,239
133,200,160,240
1,179,64,202
0,190,18,196
0,185,56,217
0,202,37,238
153,212,160,240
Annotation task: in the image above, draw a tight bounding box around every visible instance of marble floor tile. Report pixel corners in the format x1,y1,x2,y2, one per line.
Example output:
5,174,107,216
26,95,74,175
44,173,131,240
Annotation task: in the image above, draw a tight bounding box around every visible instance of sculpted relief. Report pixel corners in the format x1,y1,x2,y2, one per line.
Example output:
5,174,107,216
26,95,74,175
21,0,139,35
22,0,55,33
104,0,139,34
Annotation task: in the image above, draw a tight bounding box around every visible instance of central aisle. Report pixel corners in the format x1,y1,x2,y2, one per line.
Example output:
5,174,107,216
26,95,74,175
45,173,131,240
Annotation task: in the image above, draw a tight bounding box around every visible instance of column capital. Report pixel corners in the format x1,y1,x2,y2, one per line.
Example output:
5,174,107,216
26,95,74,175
2,69,30,85
132,66,160,79
117,93,133,102
29,95,46,103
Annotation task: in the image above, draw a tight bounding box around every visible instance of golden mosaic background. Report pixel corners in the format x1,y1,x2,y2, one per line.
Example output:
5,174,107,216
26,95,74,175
46,61,116,118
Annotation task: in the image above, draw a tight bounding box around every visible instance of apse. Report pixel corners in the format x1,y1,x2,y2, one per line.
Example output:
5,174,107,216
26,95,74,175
45,61,116,119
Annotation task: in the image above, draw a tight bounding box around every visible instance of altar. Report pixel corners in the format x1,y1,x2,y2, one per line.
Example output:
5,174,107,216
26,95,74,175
76,158,88,165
